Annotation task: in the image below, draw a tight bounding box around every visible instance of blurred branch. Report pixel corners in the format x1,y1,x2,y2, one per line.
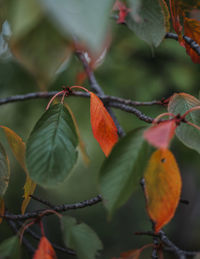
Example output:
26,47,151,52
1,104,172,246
135,230,199,258
165,32,200,56
3,195,102,221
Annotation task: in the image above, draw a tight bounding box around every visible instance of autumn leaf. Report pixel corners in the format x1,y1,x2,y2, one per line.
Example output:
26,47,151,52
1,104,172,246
184,17,200,63
33,236,57,259
90,92,118,156
113,0,131,24
113,249,141,259
144,149,182,233
1,126,36,214
144,120,176,149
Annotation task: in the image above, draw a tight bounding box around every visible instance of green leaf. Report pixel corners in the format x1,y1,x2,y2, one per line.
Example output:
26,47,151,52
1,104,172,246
7,0,42,39
61,216,103,259
38,0,113,51
127,0,167,47
11,19,71,88
99,127,150,217
0,236,20,259
26,103,78,187
0,142,10,197
168,93,200,154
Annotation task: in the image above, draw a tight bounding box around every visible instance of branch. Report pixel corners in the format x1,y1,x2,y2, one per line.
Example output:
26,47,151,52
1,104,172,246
16,221,76,256
165,32,200,56
3,195,102,221
135,230,199,258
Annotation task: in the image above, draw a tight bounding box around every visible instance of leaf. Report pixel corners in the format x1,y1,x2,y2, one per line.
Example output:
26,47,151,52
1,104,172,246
127,0,167,47
61,216,103,259
0,142,10,197
184,17,200,63
26,103,78,187
64,103,90,166
0,198,5,224
1,126,36,213
11,19,71,89
143,120,176,149
21,177,36,214
168,93,200,154
169,0,183,40
7,0,42,39
99,128,150,217
90,92,118,157
33,236,57,259
144,149,182,233
0,236,21,259
114,249,141,259
38,0,113,51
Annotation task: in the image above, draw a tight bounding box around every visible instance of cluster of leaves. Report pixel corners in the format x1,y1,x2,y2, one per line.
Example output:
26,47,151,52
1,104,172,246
0,0,200,258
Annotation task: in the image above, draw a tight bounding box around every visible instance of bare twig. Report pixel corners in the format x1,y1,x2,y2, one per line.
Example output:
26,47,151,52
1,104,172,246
3,195,102,221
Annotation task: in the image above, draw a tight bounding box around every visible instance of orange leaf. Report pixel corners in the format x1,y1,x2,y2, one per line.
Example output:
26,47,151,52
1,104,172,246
90,92,118,156
33,236,57,259
144,120,176,149
1,126,36,214
184,17,200,63
113,249,140,259
144,149,182,233
0,198,5,224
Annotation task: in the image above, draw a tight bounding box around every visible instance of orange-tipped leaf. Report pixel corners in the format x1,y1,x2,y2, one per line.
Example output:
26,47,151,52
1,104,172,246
144,149,182,233
33,236,57,259
90,92,118,156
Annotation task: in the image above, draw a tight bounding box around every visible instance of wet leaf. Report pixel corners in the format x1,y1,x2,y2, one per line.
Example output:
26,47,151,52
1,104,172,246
90,92,118,156
144,149,182,233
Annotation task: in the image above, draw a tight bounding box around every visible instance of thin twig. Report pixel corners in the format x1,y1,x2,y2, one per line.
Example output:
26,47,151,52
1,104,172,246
17,221,76,256
3,195,102,221
7,219,35,255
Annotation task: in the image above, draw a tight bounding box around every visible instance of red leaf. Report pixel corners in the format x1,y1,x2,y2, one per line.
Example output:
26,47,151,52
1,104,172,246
90,92,118,156
113,0,131,24
184,17,200,63
33,237,57,259
144,120,176,149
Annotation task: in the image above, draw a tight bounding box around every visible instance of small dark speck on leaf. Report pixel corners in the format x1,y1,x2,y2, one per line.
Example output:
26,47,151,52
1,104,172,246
161,158,166,163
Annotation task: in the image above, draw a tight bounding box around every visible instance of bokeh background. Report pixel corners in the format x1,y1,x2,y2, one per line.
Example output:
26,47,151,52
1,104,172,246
0,1,200,258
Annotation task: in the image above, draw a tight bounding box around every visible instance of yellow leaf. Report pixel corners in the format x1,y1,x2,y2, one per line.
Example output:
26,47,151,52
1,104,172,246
144,149,182,233
1,126,36,214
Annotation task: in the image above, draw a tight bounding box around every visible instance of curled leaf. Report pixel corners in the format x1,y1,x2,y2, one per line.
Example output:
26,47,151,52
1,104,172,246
90,92,118,156
144,149,182,233
1,126,36,213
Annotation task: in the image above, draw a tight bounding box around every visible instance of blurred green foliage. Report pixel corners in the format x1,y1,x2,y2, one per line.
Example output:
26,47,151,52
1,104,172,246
0,0,200,258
